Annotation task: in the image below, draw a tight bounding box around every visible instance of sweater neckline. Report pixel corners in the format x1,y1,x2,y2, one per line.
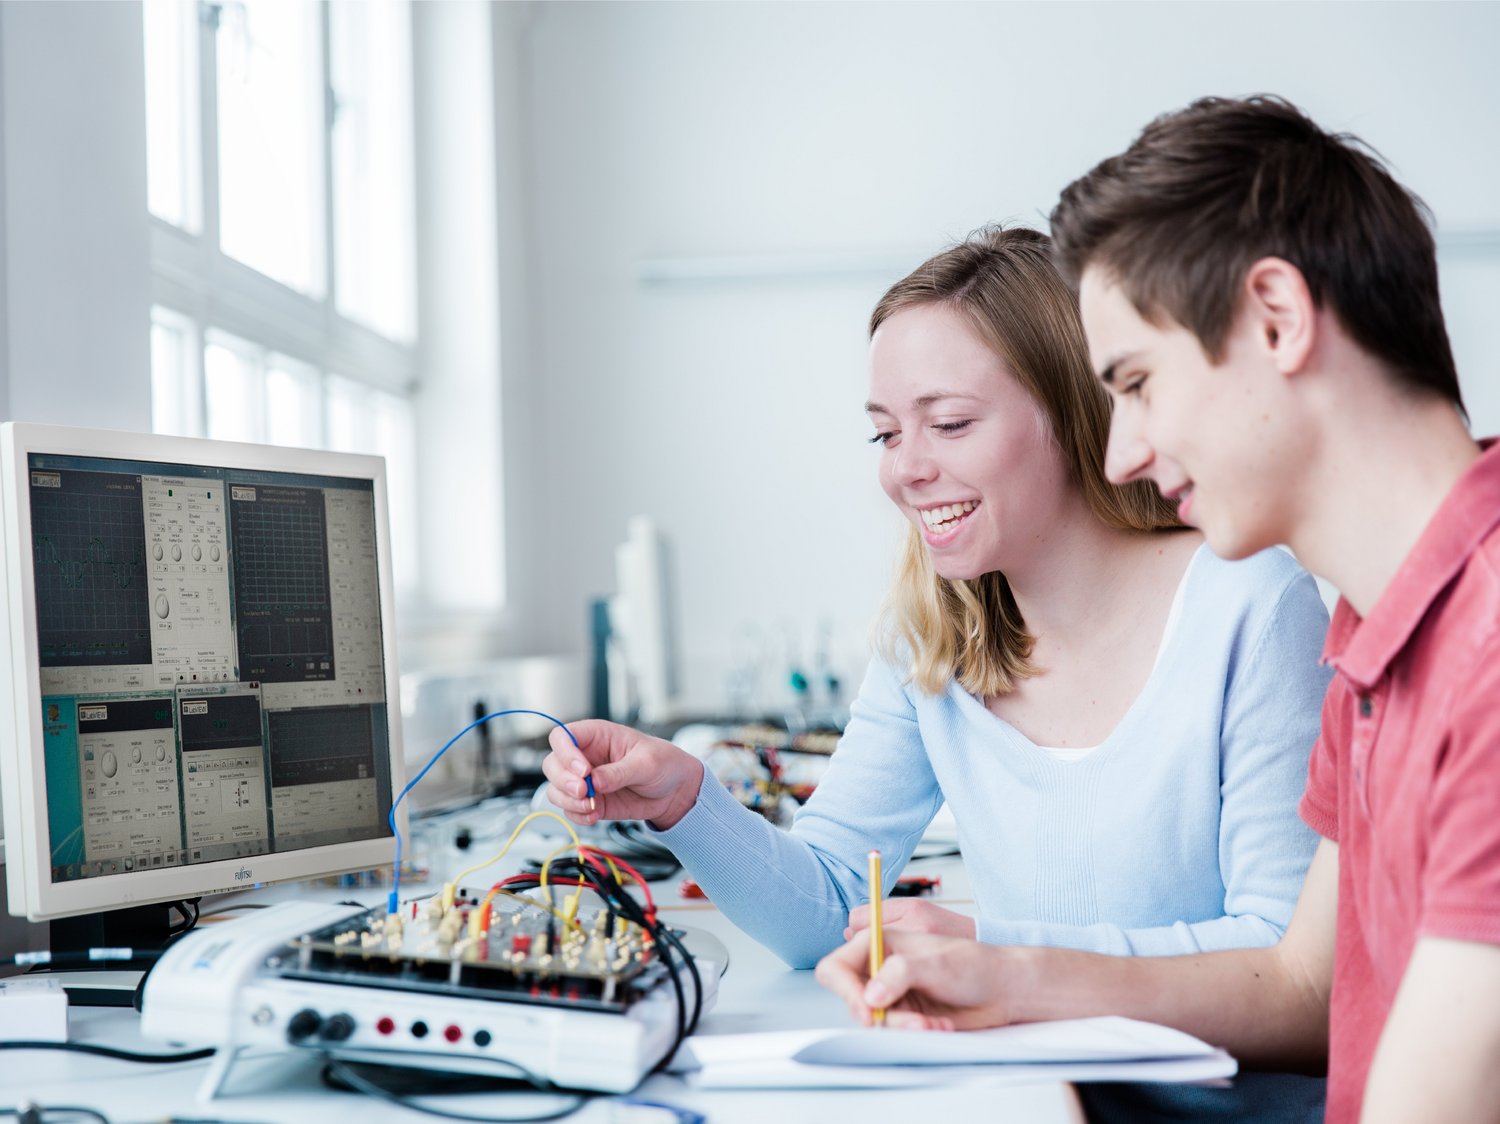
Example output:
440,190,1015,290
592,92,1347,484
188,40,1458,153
962,543,1208,765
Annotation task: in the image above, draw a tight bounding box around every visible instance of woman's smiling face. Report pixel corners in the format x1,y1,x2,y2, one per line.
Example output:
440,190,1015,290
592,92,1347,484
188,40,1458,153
867,302,1076,582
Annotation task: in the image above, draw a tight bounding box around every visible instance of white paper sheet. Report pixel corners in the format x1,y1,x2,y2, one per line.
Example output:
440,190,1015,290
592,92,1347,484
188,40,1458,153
686,1055,1237,1090
677,1016,1238,1090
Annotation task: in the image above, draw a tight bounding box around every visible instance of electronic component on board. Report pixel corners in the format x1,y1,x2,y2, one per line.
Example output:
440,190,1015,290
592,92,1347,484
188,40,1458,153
285,900,663,1011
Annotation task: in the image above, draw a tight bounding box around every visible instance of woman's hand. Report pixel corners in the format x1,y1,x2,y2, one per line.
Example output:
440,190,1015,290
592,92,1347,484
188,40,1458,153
815,928,1033,1031
542,718,704,829
846,898,977,941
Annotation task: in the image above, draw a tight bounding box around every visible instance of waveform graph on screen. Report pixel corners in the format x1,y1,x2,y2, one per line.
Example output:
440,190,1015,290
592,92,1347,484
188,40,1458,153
229,484,336,683
29,468,152,667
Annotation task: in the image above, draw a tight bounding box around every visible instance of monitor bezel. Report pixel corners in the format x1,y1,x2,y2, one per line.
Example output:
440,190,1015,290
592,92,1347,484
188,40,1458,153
0,422,409,922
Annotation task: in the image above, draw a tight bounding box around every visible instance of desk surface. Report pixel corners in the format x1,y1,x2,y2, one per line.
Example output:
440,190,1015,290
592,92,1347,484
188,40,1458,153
0,832,1084,1122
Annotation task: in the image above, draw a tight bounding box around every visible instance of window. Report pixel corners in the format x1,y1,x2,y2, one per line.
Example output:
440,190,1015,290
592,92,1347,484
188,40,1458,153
329,0,417,341
149,306,202,437
143,0,419,596
214,0,325,297
143,0,202,233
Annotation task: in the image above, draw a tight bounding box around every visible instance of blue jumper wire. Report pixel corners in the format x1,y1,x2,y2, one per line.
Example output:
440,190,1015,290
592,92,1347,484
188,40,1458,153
387,708,582,913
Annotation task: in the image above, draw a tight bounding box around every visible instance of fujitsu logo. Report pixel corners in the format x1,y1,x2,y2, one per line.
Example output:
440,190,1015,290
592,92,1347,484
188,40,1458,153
234,867,253,881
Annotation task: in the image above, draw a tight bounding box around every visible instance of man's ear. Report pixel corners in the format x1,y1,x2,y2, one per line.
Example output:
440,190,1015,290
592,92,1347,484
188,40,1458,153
1242,257,1316,376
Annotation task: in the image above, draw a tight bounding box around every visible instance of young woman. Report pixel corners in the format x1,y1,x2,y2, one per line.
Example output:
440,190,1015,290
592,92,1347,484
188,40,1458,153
543,225,1328,989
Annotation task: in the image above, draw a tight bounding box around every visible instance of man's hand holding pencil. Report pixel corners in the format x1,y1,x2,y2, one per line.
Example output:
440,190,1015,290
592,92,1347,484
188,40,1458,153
816,927,1036,1031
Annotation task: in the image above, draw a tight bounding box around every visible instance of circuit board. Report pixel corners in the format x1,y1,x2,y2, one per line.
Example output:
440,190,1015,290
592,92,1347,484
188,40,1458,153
268,899,667,1013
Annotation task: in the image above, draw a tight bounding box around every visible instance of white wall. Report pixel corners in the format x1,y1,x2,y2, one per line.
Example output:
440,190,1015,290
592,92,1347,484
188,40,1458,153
409,1,507,653
518,1,1500,712
0,1,152,430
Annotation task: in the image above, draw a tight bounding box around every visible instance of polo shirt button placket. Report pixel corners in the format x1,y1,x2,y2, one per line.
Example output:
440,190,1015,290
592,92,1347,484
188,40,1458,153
1355,691,1379,816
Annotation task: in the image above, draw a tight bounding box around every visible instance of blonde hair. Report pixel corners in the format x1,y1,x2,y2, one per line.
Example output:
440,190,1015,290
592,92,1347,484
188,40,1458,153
872,226,1181,697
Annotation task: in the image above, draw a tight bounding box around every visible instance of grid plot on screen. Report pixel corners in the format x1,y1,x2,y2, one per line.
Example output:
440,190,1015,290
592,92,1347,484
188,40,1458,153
31,481,151,666
234,500,328,610
231,491,335,679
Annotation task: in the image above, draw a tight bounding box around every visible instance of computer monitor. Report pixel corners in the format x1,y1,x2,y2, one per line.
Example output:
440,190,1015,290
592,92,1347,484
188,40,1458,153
0,422,406,932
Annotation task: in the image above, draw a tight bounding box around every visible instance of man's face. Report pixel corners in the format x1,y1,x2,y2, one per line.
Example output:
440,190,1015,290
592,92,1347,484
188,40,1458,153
1079,267,1297,560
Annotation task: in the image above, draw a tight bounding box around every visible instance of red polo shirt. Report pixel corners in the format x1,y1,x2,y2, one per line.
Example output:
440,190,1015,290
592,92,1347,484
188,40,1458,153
1300,438,1500,1123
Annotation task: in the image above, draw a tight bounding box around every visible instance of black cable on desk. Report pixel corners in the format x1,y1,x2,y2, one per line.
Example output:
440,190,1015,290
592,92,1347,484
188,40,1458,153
0,1104,110,1124
197,902,272,919
1,1105,271,1124
0,1042,214,1063
320,1058,590,1122
599,822,681,880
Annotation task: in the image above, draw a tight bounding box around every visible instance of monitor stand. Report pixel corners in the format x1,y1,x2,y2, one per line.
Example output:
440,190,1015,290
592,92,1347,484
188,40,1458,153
39,903,176,1007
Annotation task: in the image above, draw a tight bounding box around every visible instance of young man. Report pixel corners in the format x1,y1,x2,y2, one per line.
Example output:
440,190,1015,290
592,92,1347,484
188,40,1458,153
816,96,1500,1124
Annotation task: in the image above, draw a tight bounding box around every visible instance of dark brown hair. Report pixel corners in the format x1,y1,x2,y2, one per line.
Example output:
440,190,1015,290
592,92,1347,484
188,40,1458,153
872,226,1181,697
1049,95,1463,413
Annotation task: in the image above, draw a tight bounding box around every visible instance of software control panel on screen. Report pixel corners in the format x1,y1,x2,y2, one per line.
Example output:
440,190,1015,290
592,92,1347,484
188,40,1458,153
28,453,393,886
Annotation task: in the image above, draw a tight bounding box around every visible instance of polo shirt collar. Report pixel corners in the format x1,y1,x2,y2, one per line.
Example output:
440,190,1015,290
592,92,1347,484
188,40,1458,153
1324,438,1500,691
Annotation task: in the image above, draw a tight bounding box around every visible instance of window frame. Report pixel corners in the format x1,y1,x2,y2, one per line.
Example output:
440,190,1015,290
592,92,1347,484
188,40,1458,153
149,0,416,405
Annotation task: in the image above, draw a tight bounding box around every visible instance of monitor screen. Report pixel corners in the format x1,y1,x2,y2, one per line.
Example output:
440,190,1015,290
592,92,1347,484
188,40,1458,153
0,423,406,922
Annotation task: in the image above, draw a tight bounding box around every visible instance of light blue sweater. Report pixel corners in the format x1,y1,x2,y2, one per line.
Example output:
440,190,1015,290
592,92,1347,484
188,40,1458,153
657,546,1330,970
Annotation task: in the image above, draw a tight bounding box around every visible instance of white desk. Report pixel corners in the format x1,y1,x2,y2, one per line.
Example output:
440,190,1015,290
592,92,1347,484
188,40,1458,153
0,842,1083,1121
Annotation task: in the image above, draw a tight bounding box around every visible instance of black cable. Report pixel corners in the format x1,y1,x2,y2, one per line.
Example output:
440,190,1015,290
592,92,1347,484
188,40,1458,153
0,1042,214,1063
522,857,683,1051
0,1105,110,1124
471,700,494,797
544,879,557,955
597,822,681,881
166,898,202,937
131,965,148,1014
650,925,688,1063
198,903,272,919
135,899,203,1013
654,922,704,1039
543,856,700,1069
320,1058,589,1122
602,820,679,859
460,851,703,1074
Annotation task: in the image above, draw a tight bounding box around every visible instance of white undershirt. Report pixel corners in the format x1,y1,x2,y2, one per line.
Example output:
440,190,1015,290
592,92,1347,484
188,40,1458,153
1033,544,1203,763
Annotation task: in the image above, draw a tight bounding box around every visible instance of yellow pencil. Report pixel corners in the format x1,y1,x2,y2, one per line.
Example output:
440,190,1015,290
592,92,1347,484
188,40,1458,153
868,849,885,1027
